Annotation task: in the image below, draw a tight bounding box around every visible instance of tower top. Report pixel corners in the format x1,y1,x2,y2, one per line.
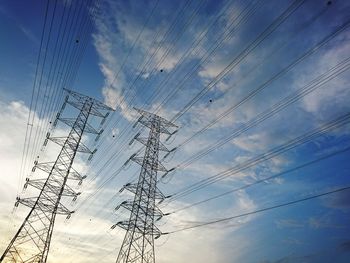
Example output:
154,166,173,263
134,107,178,135
64,88,115,111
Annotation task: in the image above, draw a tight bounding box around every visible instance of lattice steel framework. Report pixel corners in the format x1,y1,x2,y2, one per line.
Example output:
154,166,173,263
113,108,177,263
0,89,113,263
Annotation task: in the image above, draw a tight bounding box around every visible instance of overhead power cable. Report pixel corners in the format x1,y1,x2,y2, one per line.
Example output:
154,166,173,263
80,49,350,213
19,0,99,189
86,0,264,182
23,0,59,174
90,0,318,179
171,56,350,171
163,185,350,234
90,0,341,178
168,145,350,214
88,0,195,164
29,0,89,165
171,4,341,152
93,0,204,155
144,0,258,109
75,0,346,219
18,0,53,194
95,0,161,131
167,112,350,202
167,0,307,121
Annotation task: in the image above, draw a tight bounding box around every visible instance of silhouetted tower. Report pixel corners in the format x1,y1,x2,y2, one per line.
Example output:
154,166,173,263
113,108,177,263
0,89,114,263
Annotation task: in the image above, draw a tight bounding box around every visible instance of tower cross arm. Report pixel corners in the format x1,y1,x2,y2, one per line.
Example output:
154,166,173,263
64,88,115,111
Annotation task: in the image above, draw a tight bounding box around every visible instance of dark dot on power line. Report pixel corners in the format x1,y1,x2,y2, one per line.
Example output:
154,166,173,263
49,121,52,124
112,135,115,138
160,69,163,72
209,99,213,103
75,39,79,43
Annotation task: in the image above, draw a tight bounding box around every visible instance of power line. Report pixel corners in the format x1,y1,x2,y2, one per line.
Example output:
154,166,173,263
67,0,346,229
18,0,52,195
170,55,350,171
84,53,350,212
85,0,261,187
168,145,350,214
167,112,350,202
29,0,89,168
92,0,205,159
170,0,306,122
163,185,350,234
23,0,59,176
169,3,333,152
19,0,99,195
89,0,308,180
87,0,247,160
93,0,161,133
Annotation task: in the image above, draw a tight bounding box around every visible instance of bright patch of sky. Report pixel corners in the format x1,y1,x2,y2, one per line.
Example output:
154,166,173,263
1,0,350,262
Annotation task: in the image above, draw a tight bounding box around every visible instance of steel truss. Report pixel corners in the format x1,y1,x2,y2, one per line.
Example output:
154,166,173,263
114,108,177,263
0,90,113,263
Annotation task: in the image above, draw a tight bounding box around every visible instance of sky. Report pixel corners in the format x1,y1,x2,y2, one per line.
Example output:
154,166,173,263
0,0,350,262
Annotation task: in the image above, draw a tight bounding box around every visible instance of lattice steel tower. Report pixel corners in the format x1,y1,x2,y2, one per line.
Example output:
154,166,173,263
0,89,114,263
113,108,177,263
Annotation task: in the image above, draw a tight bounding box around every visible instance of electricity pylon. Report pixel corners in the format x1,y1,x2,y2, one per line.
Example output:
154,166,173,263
0,89,114,263
113,108,177,263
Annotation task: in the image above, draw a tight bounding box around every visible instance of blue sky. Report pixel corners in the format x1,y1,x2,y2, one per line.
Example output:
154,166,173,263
0,0,350,262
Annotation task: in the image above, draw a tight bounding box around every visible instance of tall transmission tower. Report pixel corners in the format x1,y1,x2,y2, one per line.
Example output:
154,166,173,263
0,89,114,263
113,108,178,263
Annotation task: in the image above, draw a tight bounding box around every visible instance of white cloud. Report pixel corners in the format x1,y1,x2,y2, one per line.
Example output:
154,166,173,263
275,219,304,228
0,100,35,254
0,100,29,204
298,32,350,116
155,188,256,263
